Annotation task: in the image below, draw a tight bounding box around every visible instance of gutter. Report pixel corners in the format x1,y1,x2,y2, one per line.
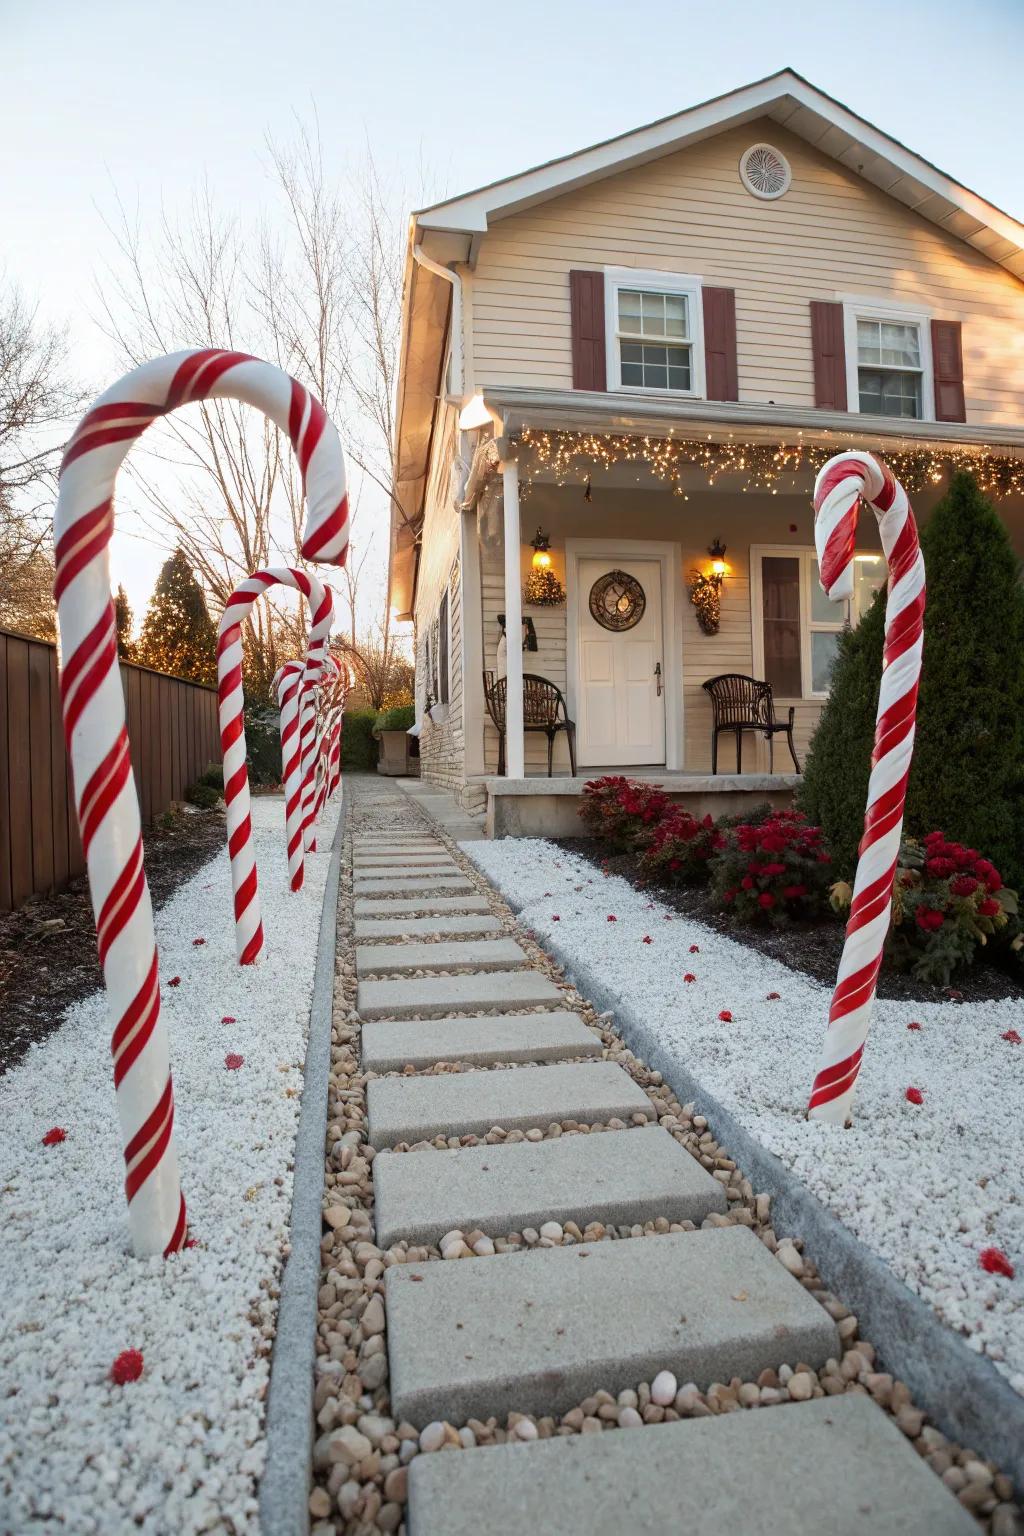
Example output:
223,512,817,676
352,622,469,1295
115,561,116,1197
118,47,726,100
411,242,464,398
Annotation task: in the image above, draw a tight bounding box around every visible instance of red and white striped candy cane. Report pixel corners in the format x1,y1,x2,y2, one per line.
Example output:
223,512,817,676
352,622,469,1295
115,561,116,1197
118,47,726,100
219,570,332,960
299,637,332,852
273,660,307,891
54,348,349,1257
808,451,926,1124
312,654,343,822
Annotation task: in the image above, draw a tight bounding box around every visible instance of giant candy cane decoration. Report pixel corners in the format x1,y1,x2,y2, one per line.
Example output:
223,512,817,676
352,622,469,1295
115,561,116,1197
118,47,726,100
53,348,349,1257
808,452,925,1124
219,569,332,963
273,659,307,892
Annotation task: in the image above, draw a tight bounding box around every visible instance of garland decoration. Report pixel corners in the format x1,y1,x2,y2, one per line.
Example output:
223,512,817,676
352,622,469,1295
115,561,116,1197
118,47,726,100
523,568,566,606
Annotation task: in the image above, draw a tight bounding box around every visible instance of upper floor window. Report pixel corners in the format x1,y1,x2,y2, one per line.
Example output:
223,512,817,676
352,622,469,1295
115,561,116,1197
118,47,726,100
842,302,933,421
605,268,705,397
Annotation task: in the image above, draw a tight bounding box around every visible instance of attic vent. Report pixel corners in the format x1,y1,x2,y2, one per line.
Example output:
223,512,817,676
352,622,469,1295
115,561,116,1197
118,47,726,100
739,143,791,200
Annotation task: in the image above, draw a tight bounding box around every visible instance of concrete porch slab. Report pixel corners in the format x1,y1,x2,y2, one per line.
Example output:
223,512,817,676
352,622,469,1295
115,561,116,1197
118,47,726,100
478,772,799,839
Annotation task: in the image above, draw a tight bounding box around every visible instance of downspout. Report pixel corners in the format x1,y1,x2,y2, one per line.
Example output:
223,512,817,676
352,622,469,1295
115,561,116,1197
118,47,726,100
411,241,464,399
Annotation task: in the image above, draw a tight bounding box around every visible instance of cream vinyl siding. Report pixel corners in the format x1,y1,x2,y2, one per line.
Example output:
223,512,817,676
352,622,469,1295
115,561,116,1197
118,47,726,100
413,403,466,789
470,118,1024,422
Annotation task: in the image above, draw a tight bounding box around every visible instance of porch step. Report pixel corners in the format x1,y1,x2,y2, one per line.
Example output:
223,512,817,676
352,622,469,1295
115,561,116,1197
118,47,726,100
354,895,492,918
355,937,528,978
353,914,501,941
357,969,561,1021
353,873,475,896
372,1121,726,1247
406,1396,976,1536
366,1061,652,1147
385,1224,839,1424
361,1010,601,1074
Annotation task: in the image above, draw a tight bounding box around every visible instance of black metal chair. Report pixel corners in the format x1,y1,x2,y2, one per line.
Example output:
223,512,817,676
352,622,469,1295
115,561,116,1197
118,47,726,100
702,673,800,774
482,671,577,777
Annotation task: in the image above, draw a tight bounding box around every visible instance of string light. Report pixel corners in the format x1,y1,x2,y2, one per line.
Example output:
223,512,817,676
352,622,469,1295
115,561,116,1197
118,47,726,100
517,427,1024,499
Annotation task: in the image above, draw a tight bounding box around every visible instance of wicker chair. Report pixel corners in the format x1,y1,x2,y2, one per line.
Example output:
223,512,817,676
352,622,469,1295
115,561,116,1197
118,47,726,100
482,671,577,777
702,673,800,774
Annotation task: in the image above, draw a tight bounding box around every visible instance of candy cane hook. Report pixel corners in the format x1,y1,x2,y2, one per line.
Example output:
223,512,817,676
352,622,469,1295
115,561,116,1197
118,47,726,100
808,451,926,1124
53,348,349,1257
219,570,332,960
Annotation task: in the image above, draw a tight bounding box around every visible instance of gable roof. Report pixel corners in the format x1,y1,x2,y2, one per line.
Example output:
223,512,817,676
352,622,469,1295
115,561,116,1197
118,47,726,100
414,69,1024,278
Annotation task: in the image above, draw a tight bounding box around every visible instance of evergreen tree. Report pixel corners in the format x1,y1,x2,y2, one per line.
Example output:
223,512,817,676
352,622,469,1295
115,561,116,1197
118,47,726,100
113,584,135,660
136,548,217,684
800,472,1024,891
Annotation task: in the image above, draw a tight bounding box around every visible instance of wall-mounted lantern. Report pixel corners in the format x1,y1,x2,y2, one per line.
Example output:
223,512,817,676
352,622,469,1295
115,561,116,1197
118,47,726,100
524,527,566,607
688,539,729,635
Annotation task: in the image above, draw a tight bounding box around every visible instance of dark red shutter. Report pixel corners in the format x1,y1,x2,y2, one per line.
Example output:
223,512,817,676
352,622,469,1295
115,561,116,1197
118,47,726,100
569,270,606,390
702,287,738,402
809,301,848,411
931,320,966,423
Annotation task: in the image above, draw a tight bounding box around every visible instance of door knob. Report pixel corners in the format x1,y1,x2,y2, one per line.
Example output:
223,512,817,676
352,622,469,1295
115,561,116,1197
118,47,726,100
654,662,663,696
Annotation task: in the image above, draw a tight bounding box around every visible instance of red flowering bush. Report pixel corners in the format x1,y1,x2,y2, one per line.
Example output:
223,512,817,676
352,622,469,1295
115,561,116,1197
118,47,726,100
578,776,670,851
709,809,833,926
636,809,725,885
832,832,1020,987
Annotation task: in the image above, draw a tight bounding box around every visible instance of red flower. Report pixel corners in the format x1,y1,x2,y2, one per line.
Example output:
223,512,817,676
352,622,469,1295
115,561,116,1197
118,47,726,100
950,875,979,898
606,915,617,922
758,892,775,910
1002,1030,1022,1045
915,908,945,933
221,1015,236,1024
907,1021,922,1031
110,1349,144,1385
761,862,786,877
551,915,560,922
905,1087,924,1105
718,1010,733,1022
979,1247,1015,1279
766,991,780,1000
741,876,754,891
192,937,206,947
925,857,956,879
689,944,700,954
642,936,652,945
41,1127,67,1146
683,973,697,983
168,976,181,987
781,884,807,900
225,1054,244,1070
977,898,1001,918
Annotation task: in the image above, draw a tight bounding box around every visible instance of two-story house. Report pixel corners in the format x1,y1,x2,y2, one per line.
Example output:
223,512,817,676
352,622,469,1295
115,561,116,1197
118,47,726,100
389,69,1024,836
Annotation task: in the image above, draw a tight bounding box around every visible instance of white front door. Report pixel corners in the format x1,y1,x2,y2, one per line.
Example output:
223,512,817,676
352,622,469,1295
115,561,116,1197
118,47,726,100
576,557,666,766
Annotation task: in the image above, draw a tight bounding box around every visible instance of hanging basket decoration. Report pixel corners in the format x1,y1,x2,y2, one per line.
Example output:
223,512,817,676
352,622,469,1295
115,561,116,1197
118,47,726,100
689,540,728,635
524,568,566,606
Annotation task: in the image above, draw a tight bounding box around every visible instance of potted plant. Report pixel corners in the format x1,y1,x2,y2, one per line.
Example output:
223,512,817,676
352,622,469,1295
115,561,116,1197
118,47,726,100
372,704,419,776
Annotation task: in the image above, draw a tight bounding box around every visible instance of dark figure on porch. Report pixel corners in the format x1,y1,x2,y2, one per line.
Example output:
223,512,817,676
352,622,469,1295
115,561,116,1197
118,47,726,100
702,673,801,774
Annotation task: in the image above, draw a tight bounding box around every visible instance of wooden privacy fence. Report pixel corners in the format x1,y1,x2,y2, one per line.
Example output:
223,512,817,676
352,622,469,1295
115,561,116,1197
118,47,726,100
0,627,220,912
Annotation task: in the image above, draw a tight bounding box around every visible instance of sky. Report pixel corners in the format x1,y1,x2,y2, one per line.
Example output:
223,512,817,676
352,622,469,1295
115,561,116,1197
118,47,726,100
3,0,1022,626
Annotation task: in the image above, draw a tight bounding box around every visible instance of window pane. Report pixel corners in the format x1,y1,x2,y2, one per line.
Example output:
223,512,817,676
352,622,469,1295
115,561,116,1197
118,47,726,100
619,340,691,390
618,290,642,333
857,319,882,365
853,556,886,621
667,363,691,390
663,294,687,336
880,322,920,367
809,558,838,624
811,631,840,693
762,557,802,697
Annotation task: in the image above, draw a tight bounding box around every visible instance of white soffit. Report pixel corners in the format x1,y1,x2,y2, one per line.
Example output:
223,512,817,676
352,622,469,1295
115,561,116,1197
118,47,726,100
415,71,1024,281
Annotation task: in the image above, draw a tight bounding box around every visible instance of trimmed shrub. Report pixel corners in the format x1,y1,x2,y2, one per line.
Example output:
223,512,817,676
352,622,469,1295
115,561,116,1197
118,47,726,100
374,703,416,735
710,809,833,925
578,776,670,851
832,831,1020,986
341,709,378,771
800,472,1024,892
637,809,724,885
184,781,221,810
198,764,224,792
244,705,282,786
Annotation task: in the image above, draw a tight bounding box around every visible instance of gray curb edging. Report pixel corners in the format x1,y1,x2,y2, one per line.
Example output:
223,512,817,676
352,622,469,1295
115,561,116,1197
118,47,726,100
484,878,1024,1491
259,801,346,1536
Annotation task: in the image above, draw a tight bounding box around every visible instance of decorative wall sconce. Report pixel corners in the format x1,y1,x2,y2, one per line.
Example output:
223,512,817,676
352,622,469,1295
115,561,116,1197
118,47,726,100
689,539,728,635
524,527,566,607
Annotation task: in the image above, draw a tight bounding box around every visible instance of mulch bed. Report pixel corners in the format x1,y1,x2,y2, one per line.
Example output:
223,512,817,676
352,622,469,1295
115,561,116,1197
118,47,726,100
0,806,227,1076
555,836,1024,1006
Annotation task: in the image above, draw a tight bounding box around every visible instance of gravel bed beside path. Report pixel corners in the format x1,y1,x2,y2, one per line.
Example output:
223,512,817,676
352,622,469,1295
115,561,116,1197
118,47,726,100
0,794,341,1536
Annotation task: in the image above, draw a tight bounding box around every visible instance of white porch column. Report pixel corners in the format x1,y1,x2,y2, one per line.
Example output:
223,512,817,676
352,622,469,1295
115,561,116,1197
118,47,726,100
500,458,525,778
459,507,485,777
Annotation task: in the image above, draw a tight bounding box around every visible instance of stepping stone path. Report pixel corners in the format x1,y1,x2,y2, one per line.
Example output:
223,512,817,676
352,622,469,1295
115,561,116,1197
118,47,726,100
333,779,982,1535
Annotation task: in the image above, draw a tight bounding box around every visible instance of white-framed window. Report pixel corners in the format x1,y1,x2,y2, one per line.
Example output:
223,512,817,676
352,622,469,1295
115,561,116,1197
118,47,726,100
604,267,705,397
423,584,451,712
751,547,887,701
841,300,933,421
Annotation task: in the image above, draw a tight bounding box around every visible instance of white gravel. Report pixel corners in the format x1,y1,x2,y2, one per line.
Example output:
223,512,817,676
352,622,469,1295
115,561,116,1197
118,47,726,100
462,836,1024,1397
0,794,341,1536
